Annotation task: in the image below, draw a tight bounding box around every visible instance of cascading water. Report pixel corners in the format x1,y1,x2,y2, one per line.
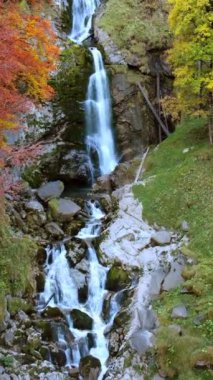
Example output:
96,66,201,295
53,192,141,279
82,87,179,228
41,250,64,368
85,48,118,176
38,201,121,379
70,0,118,177
70,0,101,43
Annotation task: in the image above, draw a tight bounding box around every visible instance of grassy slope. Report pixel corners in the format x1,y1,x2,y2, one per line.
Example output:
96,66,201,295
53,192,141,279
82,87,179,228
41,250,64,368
0,199,36,321
133,118,213,379
98,0,171,71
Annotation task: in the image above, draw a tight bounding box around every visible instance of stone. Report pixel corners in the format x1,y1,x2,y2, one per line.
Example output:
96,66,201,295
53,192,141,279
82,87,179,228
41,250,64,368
130,329,154,354
106,265,131,291
0,375,11,380
79,355,101,380
171,304,188,319
17,310,30,323
70,309,93,330
152,375,165,380
181,220,189,232
25,200,44,212
48,198,81,222
4,329,15,347
36,247,47,265
92,175,112,193
7,297,33,316
59,149,92,184
36,272,45,293
51,349,66,367
162,258,184,291
37,181,64,202
45,222,64,238
168,324,182,335
151,231,171,245
42,307,64,319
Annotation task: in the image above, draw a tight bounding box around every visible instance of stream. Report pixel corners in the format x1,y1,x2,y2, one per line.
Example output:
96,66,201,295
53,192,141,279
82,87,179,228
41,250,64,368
39,2,120,378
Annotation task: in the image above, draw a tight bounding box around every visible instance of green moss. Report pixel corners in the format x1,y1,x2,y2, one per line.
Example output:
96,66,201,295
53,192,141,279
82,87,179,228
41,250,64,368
48,198,59,218
98,0,171,72
0,200,36,321
133,117,213,379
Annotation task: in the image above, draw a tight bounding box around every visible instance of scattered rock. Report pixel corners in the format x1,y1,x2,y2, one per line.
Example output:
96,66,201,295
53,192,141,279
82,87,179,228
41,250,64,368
70,309,93,330
106,265,131,291
37,181,64,202
151,231,171,245
48,198,81,222
45,222,64,238
130,329,154,354
92,175,111,193
36,247,47,265
25,200,44,213
51,349,67,367
79,355,101,380
42,307,64,319
168,324,182,335
181,220,189,232
152,375,165,380
59,149,92,184
171,304,188,319
7,297,33,316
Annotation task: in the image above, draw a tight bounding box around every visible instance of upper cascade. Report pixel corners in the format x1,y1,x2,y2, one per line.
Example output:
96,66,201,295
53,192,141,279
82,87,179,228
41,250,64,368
85,47,118,176
70,0,101,43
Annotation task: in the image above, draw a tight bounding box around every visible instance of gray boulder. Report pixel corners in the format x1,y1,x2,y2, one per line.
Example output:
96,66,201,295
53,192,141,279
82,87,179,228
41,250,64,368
48,198,81,222
25,200,44,212
151,231,171,245
171,304,188,319
37,181,64,201
45,222,64,238
130,329,154,354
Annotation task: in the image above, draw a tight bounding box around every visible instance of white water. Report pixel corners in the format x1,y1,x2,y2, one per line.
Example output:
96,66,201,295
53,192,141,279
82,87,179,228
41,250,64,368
70,0,101,43
39,201,121,379
85,48,118,175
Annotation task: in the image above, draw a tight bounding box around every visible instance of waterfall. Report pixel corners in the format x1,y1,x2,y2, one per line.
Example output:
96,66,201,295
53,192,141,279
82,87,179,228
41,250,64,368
70,1,118,177
70,0,101,43
39,201,121,379
85,48,118,176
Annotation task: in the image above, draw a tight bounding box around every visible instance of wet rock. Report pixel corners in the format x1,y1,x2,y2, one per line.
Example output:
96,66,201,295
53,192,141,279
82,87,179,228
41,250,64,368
66,243,85,266
70,309,93,330
92,175,111,193
151,231,171,245
75,259,90,273
171,304,188,319
25,200,44,213
130,329,154,354
42,307,64,319
36,272,45,293
51,349,67,367
69,367,80,378
37,181,64,202
106,265,131,291
70,268,88,303
59,149,92,184
79,355,101,380
45,222,64,238
36,247,47,265
48,198,81,222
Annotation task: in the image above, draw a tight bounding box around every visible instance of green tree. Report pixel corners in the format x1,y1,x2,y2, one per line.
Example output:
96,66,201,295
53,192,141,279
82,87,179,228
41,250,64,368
168,0,213,142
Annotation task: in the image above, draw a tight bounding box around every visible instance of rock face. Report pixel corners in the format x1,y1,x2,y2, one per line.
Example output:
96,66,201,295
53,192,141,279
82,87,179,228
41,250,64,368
37,181,64,201
59,149,93,184
48,198,81,221
79,355,101,380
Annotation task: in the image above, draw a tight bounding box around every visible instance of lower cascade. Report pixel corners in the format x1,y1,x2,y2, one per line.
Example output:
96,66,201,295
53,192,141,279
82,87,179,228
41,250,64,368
38,201,121,379
85,48,118,176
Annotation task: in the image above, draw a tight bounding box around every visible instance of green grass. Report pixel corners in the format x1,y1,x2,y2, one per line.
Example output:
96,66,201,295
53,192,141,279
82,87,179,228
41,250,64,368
98,0,171,72
0,199,36,321
133,118,213,378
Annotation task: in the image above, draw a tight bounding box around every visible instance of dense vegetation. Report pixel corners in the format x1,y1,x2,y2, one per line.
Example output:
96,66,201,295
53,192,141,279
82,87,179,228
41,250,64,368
0,0,59,160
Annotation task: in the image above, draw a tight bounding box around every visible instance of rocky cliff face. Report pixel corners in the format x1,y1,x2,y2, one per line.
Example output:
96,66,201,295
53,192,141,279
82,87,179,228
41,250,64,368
94,0,173,159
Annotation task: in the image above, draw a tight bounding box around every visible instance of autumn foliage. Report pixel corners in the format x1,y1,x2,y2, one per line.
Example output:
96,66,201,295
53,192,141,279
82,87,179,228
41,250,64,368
0,0,59,152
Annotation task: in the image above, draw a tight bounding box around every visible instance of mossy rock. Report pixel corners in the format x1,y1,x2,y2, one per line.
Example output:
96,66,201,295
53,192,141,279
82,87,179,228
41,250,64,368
79,355,101,379
70,309,93,330
106,265,131,291
7,297,34,317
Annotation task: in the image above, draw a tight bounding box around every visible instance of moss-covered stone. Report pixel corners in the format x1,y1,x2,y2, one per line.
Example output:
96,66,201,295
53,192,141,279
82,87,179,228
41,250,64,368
106,265,131,291
70,309,93,330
